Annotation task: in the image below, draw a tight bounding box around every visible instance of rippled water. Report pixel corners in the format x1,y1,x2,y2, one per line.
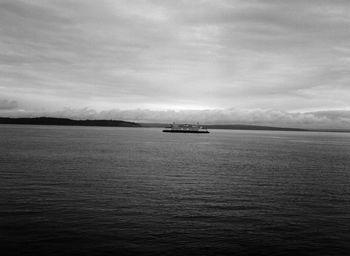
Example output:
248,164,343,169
1,125,350,255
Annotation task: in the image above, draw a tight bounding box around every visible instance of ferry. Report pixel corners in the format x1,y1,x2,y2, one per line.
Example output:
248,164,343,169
162,123,209,133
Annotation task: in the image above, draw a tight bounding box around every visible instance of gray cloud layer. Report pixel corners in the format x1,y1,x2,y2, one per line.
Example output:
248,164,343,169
0,99,18,110
1,0,350,126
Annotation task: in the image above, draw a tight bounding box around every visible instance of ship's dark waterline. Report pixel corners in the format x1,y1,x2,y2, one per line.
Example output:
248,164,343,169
1,125,350,255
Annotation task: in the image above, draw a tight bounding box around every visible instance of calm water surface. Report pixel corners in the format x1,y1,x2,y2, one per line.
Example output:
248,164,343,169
1,125,350,255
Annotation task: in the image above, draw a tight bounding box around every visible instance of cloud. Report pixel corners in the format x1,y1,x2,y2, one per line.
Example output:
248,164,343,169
307,110,350,122
0,0,350,120
0,99,18,110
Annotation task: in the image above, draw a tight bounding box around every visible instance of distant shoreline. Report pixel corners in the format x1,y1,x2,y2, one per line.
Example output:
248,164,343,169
141,122,308,132
1,117,349,133
0,117,140,128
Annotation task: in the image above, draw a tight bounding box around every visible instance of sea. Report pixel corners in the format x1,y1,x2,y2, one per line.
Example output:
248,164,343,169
1,124,350,256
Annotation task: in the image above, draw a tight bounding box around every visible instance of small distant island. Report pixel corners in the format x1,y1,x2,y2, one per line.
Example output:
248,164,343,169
0,117,140,127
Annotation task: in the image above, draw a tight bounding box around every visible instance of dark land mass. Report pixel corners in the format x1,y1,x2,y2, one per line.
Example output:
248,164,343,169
0,117,140,127
205,124,309,131
139,123,167,128
313,129,350,133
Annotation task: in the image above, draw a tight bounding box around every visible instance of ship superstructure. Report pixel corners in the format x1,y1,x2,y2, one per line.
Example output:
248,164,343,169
162,123,209,133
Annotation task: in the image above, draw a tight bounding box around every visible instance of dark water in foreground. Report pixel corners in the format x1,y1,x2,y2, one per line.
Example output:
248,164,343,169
1,125,350,255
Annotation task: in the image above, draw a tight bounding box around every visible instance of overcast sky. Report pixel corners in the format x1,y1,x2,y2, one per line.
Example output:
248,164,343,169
1,0,350,127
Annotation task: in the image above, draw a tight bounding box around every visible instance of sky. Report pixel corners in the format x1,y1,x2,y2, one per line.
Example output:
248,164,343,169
1,0,350,128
